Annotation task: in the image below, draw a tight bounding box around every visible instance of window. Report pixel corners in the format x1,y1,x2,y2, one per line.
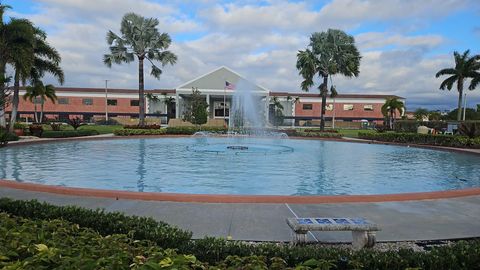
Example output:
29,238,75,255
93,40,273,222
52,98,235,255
302,104,313,110
326,104,333,111
214,101,229,117
130,100,139,106
343,104,354,111
107,99,117,106
82,98,93,105
58,98,69,105
364,104,374,111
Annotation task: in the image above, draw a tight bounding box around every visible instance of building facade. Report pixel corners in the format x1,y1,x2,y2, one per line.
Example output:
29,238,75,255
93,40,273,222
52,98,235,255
5,66,405,126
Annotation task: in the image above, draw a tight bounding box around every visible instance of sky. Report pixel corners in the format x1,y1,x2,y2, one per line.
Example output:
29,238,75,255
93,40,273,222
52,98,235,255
3,0,480,110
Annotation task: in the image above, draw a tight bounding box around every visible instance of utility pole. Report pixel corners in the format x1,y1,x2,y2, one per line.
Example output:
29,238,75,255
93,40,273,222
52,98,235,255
105,80,109,121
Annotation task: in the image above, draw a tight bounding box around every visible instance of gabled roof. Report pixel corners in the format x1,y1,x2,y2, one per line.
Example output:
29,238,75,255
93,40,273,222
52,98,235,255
175,66,269,92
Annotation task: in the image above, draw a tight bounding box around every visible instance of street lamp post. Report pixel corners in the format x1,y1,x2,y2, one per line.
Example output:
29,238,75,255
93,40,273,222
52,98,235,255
105,80,109,121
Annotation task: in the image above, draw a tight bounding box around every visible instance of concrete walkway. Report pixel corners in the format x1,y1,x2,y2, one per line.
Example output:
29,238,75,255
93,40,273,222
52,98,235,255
1,186,479,243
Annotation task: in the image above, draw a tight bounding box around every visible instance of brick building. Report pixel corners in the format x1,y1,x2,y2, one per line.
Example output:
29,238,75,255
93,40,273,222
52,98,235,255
5,66,405,126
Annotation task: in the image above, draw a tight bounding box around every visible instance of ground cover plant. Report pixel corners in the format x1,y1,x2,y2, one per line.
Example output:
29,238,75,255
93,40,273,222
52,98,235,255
1,198,480,269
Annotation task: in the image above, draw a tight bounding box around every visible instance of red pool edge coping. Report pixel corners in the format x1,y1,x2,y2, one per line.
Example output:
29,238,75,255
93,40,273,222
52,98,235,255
2,135,479,203
2,179,480,204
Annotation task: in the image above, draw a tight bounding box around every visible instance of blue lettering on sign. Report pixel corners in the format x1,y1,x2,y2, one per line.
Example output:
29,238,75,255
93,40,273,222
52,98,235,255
315,218,332,224
297,218,313,224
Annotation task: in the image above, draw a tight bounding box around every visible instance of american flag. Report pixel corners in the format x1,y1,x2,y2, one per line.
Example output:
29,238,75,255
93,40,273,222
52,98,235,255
225,81,235,90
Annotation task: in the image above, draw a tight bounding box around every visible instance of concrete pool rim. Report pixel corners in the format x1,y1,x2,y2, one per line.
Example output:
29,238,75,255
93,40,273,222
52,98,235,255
2,135,480,204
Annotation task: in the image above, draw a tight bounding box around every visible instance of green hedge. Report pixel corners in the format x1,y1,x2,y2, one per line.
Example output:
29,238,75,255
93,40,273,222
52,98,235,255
0,129,19,147
0,198,191,249
358,132,480,148
114,128,167,136
294,131,342,138
165,126,228,135
2,198,480,269
41,130,100,138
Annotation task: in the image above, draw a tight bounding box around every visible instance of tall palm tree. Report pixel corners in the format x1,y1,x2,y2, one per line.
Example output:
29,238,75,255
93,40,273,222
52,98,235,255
296,29,361,131
9,23,64,131
382,98,405,129
0,3,35,127
23,81,56,123
436,50,480,121
104,13,177,126
270,96,284,127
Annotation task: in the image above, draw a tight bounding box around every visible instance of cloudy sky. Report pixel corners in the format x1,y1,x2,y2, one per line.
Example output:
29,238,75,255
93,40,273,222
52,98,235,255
3,0,480,110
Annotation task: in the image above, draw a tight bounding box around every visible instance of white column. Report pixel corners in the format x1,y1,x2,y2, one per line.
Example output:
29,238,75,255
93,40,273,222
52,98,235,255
206,94,210,119
175,92,180,118
264,95,269,124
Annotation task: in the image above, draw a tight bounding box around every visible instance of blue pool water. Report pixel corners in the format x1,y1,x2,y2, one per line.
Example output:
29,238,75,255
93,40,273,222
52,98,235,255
1,137,479,195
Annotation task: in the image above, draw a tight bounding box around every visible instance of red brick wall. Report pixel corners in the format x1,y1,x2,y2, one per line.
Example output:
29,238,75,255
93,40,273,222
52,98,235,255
6,96,141,114
295,102,385,119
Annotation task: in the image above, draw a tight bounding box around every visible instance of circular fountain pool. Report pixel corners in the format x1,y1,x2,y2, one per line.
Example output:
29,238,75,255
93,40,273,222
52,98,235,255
1,137,479,195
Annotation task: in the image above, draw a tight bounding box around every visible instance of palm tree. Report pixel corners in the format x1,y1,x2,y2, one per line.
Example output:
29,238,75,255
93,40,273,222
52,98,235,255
296,29,361,131
104,13,177,126
382,98,405,129
0,3,35,127
23,81,56,123
270,96,284,127
9,23,64,131
436,50,480,121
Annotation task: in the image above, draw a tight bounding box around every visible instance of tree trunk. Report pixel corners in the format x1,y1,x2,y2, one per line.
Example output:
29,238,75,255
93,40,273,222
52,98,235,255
456,79,463,121
34,102,38,123
320,75,328,131
8,70,20,132
138,57,145,126
0,62,6,128
40,97,44,123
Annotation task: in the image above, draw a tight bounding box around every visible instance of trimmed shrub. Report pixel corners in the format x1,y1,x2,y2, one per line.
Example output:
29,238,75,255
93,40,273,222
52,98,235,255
2,198,480,269
295,131,342,138
29,124,44,137
0,128,19,147
41,130,100,138
123,124,162,129
114,128,167,136
0,198,192,248
358,132,480,148
165,126,227,135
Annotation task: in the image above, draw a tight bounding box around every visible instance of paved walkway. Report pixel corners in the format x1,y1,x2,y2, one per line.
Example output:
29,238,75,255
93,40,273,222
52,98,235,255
1,186,479,243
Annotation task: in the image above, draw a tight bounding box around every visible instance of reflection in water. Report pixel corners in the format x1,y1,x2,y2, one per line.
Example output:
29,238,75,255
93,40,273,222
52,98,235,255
136,139,147,192
0,138,479,195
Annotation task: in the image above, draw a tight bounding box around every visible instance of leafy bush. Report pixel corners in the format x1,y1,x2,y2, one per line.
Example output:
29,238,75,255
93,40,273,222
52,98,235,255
124,124,162,129
49,122,62,131
68,117,85,130
0,212,202,270
0,128,19,147
393,120,448,133
0,198,192,249
41,130,100,138
114,128,167,136
2,198,480,269
457,122,480,138
29,124,43,137
165,126,227,135
13,122,26,129
358,132,480,148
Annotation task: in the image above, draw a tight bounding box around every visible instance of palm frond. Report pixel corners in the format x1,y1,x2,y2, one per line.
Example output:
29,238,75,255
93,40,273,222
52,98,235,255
439,75,458,90
435,68,457,77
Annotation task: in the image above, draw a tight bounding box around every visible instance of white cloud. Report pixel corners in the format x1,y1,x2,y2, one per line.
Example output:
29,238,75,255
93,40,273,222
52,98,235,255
4,0,480,109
